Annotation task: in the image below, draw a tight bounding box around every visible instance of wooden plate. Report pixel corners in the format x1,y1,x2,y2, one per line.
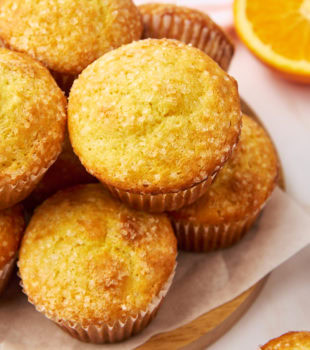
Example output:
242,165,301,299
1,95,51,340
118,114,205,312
138,99,284,350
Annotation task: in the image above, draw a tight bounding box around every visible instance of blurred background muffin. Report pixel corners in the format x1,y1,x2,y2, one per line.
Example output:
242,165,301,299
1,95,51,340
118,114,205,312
0,48,66,210
19,184,177,343
139,3,234,71
68,39,241,212
169,114,279,252
0,0,143,93
0,205,24,295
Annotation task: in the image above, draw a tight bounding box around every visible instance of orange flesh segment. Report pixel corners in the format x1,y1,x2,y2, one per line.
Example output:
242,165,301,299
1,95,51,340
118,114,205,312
245,0,310,61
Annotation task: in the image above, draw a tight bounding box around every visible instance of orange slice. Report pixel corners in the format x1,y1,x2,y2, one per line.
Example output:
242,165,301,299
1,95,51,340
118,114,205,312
234,0,310,83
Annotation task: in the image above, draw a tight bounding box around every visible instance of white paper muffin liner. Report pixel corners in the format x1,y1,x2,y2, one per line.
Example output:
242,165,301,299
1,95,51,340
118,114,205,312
171,213,260,252
0,153,60,210
105,139,239,213
20,263,177,344
140,6,235,71
0,257,16,295
106,175,216,213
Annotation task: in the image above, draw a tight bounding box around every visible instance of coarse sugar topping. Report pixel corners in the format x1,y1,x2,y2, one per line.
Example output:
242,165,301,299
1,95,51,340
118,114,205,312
69,39,241,193
0,48,66,189
170,115,279,225
19,184,177,326
0,0,142,74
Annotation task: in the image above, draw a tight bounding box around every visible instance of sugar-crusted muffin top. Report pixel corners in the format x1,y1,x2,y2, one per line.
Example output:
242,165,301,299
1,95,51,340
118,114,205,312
0,205,24,269
139,3,234,70
19,184,177,326
0,0,142,75
0,48,66,194
68,39,241,194
261,332,310,350
169,115,278,225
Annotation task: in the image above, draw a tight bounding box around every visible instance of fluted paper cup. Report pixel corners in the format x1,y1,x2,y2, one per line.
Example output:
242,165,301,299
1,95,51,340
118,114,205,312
0,155,60,210
139,3,235,71
171,214,259,252
106,174,217,213
20,263,177,343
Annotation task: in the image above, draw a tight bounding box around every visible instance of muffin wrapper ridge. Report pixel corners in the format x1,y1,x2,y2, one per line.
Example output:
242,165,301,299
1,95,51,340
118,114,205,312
0,153,60,210
20,263,177,344
0,257,16,295
106,174,217,213
171,212,260,252
141,10,234,71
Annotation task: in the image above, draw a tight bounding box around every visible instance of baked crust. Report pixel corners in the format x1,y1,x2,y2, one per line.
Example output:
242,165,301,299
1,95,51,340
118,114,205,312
68,38,241,194
0,0,142,75
261,331,310,349
139,3,235,70
169,114,279,225
19,184,177,327
0,48,66,209
0,205,24,269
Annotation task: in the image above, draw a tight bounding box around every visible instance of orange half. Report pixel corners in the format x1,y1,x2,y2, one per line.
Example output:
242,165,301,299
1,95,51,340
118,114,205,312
234,0,310,83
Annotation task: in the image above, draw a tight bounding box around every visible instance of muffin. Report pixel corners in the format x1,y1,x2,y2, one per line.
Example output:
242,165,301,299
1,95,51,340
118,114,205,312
0,48,66,210
168,114,279,252
139,3,235,71
0,0,142,93
24,134,97,210
68,39,242,213
0,205,25,295
19,184,177,343
261,332,310,349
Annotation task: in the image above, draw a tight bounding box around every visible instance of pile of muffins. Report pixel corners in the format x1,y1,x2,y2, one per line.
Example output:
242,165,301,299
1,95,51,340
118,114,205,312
0,0,279,344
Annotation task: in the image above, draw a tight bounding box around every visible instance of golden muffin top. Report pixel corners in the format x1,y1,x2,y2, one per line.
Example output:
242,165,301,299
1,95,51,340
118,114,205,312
261,332,310,350
0,205,24,269
169,115,278,225
19,184,177,326
69,39,241,194
0,0,142,75
139,3,234,70
0,49,66,192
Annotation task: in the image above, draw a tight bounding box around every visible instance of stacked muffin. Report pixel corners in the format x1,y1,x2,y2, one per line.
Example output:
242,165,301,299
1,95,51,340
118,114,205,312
19,184,177,343
0,0,279,344
68,38,241,212
168,114,278,251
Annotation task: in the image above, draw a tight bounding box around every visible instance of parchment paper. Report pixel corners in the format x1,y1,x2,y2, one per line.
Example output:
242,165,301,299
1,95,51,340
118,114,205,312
0,188,310,350
207,245,310,350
